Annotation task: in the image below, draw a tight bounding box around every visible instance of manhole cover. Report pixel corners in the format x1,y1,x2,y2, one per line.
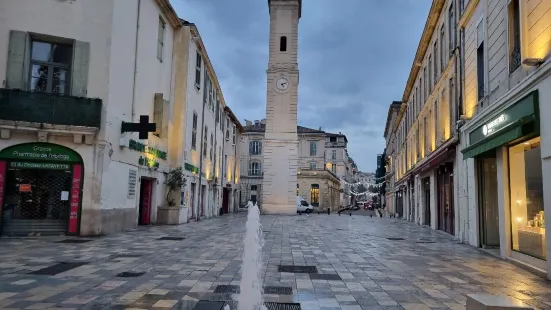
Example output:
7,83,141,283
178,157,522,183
158,236,185,240
116,271,145,277
213,285,239,294
193,301,225,310
56,239,93,244
386,237,405,240
278,265,317,273
265,302,301,310
29,262,88,276
309,273,342,281
264,286,293,295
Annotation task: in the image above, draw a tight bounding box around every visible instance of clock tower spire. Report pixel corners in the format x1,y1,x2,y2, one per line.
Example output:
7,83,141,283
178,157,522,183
262,0,301,215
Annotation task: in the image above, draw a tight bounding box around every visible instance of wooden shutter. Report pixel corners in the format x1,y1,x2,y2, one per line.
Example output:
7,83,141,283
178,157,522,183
71,40,90,97
153,93,163,136
6,30,30,90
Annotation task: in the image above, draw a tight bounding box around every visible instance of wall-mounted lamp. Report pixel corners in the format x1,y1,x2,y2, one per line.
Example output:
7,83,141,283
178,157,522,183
522,58,544,67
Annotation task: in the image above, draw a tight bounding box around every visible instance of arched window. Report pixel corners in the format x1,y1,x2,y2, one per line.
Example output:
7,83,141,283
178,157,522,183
280,36,287,52
248,161,262,176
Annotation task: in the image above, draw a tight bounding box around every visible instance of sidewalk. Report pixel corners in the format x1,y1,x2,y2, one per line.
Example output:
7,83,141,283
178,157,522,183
0,213,549,309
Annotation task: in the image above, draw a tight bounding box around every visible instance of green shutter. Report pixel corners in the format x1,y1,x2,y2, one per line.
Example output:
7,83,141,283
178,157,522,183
71,40,90,97
6,30,30,90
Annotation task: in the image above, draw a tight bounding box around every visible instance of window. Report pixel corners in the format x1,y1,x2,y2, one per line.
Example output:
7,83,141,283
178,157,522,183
29,41,72,95
204,75,211,106
423,67,427,102
249,140,262,155
331,164,336,173
195,53,202,88
434,40,438,80
329,136,337,142
428,55,432,92
449,4,455,55
209,133,214,160
251,185,257,191
309,162,317,169
280,36,287,52
477,20,485,101
424,116,429,152
203,126,208,158
157,17,165,61
310,184,320,207
249,161,262,176
332,150,337,160
191,112,198,150
508,0,521,73
309,141,317,156
509,137,545,260
420,77,423,104
232,125,236,144
440,25,445,71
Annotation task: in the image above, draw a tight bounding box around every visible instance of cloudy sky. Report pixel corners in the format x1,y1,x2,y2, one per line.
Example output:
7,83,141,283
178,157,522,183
172,0,432,172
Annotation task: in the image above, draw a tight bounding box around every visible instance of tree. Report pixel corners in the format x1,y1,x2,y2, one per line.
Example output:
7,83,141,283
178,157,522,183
164,167,186,206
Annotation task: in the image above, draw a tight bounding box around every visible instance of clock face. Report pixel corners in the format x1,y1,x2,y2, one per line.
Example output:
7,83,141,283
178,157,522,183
276,78,289,90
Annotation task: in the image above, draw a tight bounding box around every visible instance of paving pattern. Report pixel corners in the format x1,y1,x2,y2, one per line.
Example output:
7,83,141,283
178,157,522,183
0,213,551,310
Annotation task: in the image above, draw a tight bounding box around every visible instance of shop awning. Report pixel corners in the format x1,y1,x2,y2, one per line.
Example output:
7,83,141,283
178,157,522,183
461,115,537,159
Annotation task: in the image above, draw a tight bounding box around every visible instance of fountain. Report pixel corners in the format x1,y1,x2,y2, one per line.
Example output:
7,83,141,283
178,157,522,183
231,202,266,310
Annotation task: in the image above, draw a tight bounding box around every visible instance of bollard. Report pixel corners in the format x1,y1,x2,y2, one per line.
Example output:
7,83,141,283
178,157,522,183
349,213,352,216
327,208,330,215
370,214,372,218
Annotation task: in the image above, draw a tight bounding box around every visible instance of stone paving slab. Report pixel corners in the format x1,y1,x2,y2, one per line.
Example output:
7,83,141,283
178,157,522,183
0,213,550,309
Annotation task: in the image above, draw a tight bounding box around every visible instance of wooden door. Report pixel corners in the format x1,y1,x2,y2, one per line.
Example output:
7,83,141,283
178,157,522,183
139,179,152,225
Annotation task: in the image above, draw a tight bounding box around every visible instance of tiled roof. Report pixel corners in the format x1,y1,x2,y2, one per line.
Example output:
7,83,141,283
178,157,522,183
243,123,325,134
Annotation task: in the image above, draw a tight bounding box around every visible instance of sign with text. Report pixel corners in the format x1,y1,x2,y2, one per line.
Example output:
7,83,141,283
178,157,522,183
19,184,32,192
0,143,81,162
68,164,82,235
10,162,71,170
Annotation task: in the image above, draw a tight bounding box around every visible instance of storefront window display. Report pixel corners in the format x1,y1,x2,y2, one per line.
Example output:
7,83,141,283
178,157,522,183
509,137,545,260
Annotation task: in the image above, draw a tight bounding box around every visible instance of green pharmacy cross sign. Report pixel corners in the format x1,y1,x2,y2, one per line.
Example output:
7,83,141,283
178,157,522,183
121,115,156,139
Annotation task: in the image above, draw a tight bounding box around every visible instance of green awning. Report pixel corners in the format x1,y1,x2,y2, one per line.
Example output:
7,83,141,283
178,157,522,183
462,126,523,159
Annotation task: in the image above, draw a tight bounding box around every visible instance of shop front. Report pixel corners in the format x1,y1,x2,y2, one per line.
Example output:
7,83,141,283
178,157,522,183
0,143,84,236
462,90,543,269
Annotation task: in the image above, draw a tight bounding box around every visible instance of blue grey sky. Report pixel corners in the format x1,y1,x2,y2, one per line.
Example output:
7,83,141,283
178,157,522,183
172,0,432,172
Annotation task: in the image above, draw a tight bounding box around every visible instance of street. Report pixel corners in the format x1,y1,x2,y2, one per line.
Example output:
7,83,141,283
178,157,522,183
0,213,549,310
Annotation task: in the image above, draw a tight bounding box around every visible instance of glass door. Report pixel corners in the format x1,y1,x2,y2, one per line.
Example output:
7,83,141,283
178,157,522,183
478,157,500,247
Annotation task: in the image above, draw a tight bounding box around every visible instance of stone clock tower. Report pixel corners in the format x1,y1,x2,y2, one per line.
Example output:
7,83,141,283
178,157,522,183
262,0,301,215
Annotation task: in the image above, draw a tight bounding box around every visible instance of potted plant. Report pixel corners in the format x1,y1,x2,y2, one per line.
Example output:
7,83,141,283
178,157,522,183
157,167,187,225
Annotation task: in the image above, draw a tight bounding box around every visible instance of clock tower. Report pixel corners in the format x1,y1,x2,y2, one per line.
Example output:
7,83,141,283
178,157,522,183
262,0,301,215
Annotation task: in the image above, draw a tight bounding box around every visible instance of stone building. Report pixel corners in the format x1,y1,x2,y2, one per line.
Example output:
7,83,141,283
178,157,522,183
239,120,340,211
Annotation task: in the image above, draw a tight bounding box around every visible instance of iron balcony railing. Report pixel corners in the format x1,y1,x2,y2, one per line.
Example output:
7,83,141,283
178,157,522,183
0,88,102,128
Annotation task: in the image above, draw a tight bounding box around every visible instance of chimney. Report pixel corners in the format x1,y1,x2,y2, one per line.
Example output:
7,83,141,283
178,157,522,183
261,118,266,125
254,120,260,127
245,119,252,126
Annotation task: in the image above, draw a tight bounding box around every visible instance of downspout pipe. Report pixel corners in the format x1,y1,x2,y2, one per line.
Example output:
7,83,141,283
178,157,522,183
131,0,141,121
220,114,226,214
233,130,238,213
197,86,206,222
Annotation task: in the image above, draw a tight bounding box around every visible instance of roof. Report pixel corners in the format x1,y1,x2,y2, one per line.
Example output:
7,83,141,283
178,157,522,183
395,0,446,130
326,132,348,143
155,0,181,27
224,106,244,133
268,0,302,18
243,123,324,134
383,101,402,138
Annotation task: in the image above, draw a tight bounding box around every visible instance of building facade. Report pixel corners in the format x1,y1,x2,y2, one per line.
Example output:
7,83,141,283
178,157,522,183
324,133,354,206
177,21,242,222
457,0,551,278
383,101,402,215
0,0,182,236
239,120,340,211
392,0,461,236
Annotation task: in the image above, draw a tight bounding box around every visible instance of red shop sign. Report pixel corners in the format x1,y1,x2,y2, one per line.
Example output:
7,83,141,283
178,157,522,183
68,164,82,234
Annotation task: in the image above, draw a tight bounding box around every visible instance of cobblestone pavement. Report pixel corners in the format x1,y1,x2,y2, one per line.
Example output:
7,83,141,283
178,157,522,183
1,213,550,310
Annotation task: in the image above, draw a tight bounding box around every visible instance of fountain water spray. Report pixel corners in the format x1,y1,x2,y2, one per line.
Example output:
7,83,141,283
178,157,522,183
236,202,266,310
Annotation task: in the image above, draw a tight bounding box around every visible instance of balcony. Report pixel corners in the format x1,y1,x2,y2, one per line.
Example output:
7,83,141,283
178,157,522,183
325,141,346,148
0,88,102,129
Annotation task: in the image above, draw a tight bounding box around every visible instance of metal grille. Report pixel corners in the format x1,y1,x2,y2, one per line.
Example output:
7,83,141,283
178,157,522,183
278,265,318,274
3,167,72,236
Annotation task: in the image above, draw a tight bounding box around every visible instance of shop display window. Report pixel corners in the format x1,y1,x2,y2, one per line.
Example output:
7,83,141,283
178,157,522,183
509,137,545,260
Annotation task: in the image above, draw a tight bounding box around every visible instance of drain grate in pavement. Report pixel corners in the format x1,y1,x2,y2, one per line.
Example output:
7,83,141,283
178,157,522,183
213,285,293,295
265,302,301,310
386,237,405,240
309,273,342,281
193,300,226,310
278,265,318,273
264,286,293,295
56,239,93,244
158,236,185,240
29,262,88,275
213,285,239,294
116,271,145,278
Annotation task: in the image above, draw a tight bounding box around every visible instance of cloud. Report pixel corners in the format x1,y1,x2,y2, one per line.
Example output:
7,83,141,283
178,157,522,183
173,0,432,171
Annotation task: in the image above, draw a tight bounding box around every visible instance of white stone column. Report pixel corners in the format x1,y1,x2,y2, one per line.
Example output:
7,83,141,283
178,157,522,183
497,146,512,259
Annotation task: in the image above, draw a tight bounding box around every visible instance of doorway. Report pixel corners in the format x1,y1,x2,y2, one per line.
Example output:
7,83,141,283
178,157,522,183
190,183,196,219
424,178,431,226
437,163,455,235
200,185,206,217
222,188,230,214
478,156,500,247
138,178,153,225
